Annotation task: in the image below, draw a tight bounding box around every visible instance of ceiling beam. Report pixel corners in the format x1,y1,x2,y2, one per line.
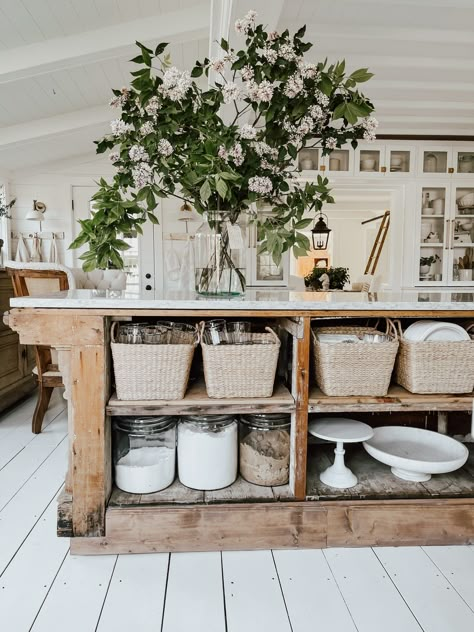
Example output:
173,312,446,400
0,3,210,85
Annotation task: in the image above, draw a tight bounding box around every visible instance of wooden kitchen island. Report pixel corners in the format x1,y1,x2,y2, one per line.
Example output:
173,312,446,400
7,288,474,554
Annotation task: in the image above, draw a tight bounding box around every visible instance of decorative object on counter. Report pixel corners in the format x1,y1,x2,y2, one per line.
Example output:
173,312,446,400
304,266,350,290
201,325,280,398
239,413,291,486
394,319,474,394
311,211,332,250
320,272,330,291
308,417,374,488
363,426,468,482
431,197,444,215
111,321,197,400
419,254,440,278
329,157,340,171
311,320,399,396
360,158,376,172
113,416,177,493
70,11,376,296
178,415,238,490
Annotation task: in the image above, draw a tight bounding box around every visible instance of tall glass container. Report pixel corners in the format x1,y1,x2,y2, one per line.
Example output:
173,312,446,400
194,211,247,297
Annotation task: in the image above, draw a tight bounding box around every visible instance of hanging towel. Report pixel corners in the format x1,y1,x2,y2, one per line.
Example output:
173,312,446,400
15,235,30,262
165,243,181,281
30,235,42,262
177,238,195,292
48,234,60,263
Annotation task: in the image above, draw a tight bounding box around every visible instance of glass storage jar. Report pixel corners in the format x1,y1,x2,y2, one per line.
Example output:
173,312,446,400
239,413,291,486
113,416,177,494
178,415,238,490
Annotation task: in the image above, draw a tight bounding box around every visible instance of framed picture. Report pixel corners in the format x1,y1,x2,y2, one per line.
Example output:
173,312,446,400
314,257,328,268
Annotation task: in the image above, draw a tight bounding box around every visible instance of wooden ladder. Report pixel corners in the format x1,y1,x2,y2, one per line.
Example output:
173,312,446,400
362,210,390,275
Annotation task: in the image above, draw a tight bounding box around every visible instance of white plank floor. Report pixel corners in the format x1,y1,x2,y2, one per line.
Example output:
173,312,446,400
1,393,474,632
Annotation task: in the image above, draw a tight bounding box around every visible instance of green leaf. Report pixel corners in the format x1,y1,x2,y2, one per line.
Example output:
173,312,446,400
200,179,212,202
215,177,228,200
293,245,308,258
220,38,229,52
294,218,313,230
191,66,203,77
69,232,89,249
112,239,130,251
147,212,159,224
349,68,374,83
155,42,168,56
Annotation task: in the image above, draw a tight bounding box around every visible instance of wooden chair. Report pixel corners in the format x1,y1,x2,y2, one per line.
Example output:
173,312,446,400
6,264,71,433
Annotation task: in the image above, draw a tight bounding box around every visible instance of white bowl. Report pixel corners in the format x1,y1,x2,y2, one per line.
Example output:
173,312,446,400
460,192,474,207
363,426,468,481
403,320,471,342
361,159,376,170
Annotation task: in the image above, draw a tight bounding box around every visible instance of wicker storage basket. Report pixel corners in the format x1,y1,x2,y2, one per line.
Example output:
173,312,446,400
111,322,197,400
394,320,474,394
201,326,280,398
311,321,399,396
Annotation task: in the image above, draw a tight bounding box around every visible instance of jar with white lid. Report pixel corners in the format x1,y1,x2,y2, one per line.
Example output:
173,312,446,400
113,416,177,494
178,415,238,490
239,413,291,486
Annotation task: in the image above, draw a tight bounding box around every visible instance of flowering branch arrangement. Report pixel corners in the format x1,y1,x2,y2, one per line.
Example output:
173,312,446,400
70,10,376,271
0,196,15,219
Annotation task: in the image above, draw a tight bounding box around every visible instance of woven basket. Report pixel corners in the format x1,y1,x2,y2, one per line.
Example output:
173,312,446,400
311,320,399,396
201,326,280,398
394,320,474,394
111,322,197,400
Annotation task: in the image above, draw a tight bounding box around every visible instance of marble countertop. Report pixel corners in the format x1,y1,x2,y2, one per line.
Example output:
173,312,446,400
9,288,474,311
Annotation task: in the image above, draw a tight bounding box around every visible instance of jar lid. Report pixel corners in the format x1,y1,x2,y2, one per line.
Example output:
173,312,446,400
181,414,236,423
114,416,177,434
240,413,291,429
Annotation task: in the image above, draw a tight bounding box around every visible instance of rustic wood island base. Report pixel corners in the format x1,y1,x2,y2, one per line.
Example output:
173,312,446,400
8,289,474,554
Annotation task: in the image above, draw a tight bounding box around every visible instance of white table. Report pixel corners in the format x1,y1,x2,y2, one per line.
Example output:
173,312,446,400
308,417,374,488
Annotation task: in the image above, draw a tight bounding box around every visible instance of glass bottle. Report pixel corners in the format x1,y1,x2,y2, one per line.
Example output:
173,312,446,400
453,263,460,281
113,416,177,494
194,211,247,297
239,413,291,486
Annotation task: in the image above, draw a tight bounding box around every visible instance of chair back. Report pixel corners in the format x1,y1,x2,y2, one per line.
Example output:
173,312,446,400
6,263,72,297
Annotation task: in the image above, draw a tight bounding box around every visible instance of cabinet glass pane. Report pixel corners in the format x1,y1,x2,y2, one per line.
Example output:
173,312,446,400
256,251,284,281
298,148,319,171
452,246,473,282
327,149,350,172
419,187,447,282
456,152,474,174
359,150,381,173
389,150,410,173
455,186,474,218
422,150,448,173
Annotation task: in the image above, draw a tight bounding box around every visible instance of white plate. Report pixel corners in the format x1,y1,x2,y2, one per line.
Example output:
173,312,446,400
363,426,468,481
403,320,471,342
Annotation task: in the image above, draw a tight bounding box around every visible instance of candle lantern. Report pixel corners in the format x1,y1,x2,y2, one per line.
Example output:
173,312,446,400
311,212,331,250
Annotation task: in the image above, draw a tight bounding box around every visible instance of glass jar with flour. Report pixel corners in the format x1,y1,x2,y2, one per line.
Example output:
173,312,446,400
178,415,238,490
239,413,291,486
113,416,177,494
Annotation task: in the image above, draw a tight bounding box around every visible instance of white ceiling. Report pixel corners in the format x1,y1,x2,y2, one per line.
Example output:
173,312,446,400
0,0,472,173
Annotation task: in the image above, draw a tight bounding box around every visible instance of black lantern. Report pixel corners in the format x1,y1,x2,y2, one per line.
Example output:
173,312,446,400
311,212,331,250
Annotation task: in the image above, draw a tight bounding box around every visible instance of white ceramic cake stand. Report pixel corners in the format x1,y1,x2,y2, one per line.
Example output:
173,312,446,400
309,417,374,488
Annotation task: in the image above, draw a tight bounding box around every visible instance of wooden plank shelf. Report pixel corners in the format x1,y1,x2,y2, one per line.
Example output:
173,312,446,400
107,379,295,416
306,444,474,501
108,477,293,507
308,385,474,413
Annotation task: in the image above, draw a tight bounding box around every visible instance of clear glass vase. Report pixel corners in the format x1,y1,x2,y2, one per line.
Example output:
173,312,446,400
194,211,247,297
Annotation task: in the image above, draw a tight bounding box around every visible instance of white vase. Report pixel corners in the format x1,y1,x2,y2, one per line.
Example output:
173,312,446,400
459,269,472,282
419,264,431,276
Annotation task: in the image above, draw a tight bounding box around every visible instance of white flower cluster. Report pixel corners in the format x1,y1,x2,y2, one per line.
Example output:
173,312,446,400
145,96,161,117
298,61,319,80
218,143,245,166
261,45,278,64
140,121,154,136
283,116,317,142
324,137,338,150
235,9,257,34
309,104,326,122
109,152,120,163
109,87,130,108
159,67,192,102
210,58,226,73
284,74,304,98
132,162,154,189
222,82,241,104
218,145,228,160
315,89,330,108
248,176,273,195
129,145,149,162
157,139,173,156
254,142,278,159
110,119,133,137
239,124,257,140
361,116,378,142
279,41,297,62
261,159,280,174
246,79,273,103
241,65,254,81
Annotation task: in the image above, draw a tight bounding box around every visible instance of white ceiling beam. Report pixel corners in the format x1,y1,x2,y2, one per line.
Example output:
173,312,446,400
0,105,111,148
0,3,210,85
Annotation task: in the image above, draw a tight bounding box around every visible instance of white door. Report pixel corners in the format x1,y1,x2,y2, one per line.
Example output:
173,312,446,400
72,186,157,295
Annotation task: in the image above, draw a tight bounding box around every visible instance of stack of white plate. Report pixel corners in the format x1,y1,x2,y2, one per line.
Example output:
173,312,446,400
403,320,471,342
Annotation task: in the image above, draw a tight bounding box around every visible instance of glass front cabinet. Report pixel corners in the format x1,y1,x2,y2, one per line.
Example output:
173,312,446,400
416,183,474,286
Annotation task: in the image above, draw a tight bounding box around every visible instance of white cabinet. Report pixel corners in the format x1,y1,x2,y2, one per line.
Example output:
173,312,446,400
385,145,416,177
418,146,453,176
355,144,386,176
454,150,474,178
321,145,355,176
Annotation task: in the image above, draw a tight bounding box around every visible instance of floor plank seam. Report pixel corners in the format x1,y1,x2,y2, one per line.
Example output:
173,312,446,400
371,548,425,631
160,553,171,632
28,547,70,632
321,549,361,632
220,551,229,632
421,547,474,615
270,550,294,632
94,555,119,632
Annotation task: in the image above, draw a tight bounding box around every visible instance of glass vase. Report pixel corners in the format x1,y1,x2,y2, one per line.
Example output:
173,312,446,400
194,211,247,297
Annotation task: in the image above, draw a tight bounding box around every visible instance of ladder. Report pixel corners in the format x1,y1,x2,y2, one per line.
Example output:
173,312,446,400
362,210,390,275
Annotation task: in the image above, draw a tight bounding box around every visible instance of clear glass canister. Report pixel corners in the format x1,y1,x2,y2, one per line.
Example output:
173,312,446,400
113,416,177,494
239,413,291,486
178,415,238,490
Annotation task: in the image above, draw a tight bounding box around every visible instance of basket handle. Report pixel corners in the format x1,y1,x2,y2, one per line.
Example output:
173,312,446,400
392,318,404,340
264,326,280,344
111,321,119,343
384,318,398,341
464,322,474,333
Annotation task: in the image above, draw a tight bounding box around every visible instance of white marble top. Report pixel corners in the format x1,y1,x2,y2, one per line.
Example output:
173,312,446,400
9,288,474,311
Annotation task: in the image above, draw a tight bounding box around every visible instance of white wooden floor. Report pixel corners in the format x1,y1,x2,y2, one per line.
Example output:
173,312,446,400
1,393,474,632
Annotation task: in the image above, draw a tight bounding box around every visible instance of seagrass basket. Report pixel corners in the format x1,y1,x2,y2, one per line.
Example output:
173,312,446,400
311,320,399,396
111,322,197,400
394,320,474,394
201,325,280,398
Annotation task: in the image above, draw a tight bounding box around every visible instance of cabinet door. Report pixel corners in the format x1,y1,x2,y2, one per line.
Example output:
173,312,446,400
447,185,474,285
297,147,321,176
354,145,386,176
417,146,453,176
453,149,474,178
385,145,416,177
320,145,355,176
0,330,25,391
416,184,449,286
